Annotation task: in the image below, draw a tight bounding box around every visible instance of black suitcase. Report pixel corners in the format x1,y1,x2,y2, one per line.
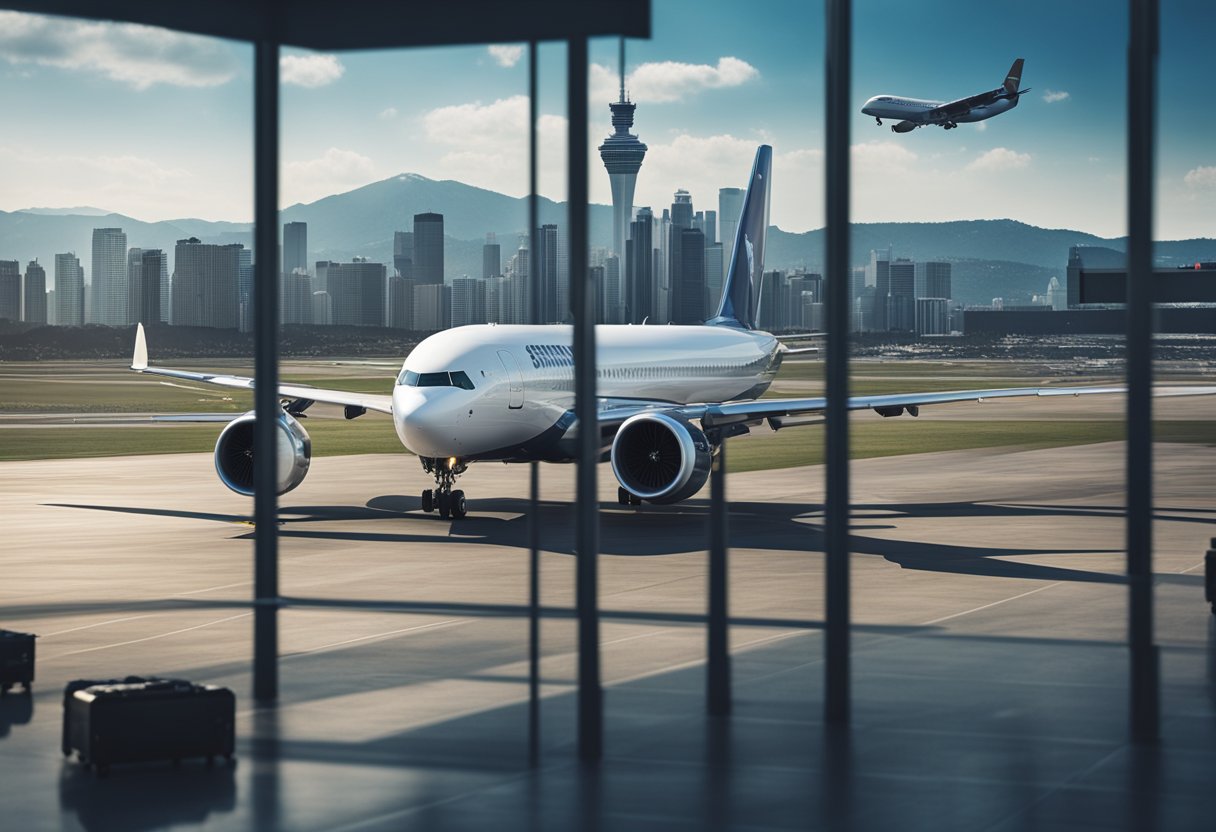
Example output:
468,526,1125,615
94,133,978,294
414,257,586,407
64,679,235,775
0,629,36,694
61,676,161,758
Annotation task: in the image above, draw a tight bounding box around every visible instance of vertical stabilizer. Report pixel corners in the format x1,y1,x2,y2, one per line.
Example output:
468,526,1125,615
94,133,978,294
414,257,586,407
1004,58,1025,96
708,144,772,329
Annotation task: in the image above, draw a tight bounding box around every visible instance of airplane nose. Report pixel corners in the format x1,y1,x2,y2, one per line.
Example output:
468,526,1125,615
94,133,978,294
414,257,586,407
394,387,460,457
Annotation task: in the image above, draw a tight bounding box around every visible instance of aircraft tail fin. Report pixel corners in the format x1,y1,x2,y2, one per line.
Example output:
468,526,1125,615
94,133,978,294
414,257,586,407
1003,58,1025,96
708,144,772,330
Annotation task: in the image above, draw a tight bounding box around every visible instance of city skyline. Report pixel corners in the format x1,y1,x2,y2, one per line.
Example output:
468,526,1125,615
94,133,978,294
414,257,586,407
0,1,1212,240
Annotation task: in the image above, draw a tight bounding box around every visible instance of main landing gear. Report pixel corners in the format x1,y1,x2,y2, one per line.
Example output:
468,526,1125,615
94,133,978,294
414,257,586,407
420,457,468,519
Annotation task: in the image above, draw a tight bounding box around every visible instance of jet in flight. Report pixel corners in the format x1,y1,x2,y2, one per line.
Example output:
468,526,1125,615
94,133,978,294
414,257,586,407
130,144,1211,519
861,58,1028,133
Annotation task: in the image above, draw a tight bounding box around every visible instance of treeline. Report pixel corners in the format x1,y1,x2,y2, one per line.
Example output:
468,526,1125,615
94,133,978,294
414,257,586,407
0,322,423,360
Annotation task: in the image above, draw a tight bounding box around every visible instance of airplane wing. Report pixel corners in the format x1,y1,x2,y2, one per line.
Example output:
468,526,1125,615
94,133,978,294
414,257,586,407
924,89,1001,123
129,323,395,415
673,384,1216,432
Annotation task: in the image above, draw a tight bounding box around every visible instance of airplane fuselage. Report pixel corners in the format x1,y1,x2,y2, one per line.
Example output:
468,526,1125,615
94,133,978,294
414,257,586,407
861,94,1018,125
392,324,782,462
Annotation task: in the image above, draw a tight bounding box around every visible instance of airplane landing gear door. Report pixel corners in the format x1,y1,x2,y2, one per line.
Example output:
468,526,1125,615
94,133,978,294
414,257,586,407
498,350,524,409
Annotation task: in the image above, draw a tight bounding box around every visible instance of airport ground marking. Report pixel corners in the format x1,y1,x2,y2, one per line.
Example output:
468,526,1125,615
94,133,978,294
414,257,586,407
40,614,160,638
281,617,473,658
919,581,1063,627
44,611,253,660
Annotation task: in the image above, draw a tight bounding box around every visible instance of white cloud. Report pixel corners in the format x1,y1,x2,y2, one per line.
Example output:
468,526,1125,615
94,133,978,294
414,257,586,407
1184,166,1216,189
0,11,238,89
591,56,759,104
379,107,398,120
965,147,1031,172
421,96,566,198
280,54,344,88
1043,89,1071,103
975,121,988,132
283,148,377,205
487,45,524,68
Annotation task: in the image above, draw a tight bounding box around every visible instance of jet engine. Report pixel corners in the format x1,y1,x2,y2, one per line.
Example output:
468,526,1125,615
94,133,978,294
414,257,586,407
213,410,311,496
610,412,713,504
891,120,917,133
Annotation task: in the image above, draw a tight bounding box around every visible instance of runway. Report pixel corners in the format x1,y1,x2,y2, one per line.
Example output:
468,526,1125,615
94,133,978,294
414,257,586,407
1,442,1214,830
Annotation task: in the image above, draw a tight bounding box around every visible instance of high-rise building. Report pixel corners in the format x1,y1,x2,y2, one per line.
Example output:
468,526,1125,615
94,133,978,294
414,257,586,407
534,224,559,323
869,249,891,330
916,261,951,301
671,189,693,229
719,187,744,284
757,270,785,331
671,227,706,325
483,233,501,279
328,259,386,327
413,282,450,331
915,298,949,335
704,243,724,313
172,238,241,329
237,248,252,331
388,274,415,329
55,253,84,326
413,213,444,284
283,221,308,277
599,62,647,263
0,261,20,321
91,227,128,325
887,258,915,331
23,260,47,324
393,231,414,280
283,272,314,325
704,209,717,246
312,291,332,326
131,250,165,325
451,277,487,327
603,255,621,324
626,207,654,323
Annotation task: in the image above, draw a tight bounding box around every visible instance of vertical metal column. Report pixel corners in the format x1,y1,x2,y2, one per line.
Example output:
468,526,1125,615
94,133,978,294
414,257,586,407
527,39,542,769
1127,0,1159,743
823,0,852,725
708,440,730,716
568,36,601,762
252,39,281,704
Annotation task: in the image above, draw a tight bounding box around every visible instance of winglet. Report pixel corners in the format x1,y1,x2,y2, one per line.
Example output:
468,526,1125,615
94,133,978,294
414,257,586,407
131,322,148,371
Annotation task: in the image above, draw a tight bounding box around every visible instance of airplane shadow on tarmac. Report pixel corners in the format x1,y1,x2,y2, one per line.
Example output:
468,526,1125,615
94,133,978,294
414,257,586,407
49,494,1216,586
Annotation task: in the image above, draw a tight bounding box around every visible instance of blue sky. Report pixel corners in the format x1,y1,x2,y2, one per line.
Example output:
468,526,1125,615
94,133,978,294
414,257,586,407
0,0,1211,239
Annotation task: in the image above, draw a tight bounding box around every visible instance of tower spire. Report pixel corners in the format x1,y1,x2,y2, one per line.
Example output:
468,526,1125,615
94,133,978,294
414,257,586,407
619,37,626,102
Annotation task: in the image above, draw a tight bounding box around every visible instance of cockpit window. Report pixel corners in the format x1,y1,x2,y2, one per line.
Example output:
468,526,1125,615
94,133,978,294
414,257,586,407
396,369,476,390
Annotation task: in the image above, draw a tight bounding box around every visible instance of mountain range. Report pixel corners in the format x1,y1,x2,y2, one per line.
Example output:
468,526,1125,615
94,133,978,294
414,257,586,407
2,173,1213,307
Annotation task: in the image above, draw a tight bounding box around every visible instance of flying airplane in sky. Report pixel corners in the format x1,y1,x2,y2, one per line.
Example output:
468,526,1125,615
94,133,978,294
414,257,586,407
861,58,1029,133
130,144,1212,519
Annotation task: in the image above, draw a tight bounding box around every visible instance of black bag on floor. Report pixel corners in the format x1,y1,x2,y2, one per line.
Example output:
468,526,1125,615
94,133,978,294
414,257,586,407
0,630,36,694
61,676,160,757
63,678,235,774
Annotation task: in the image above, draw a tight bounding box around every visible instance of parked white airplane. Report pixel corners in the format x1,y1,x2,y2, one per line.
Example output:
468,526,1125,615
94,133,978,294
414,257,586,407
861,58,1028,133
130,145,1211,519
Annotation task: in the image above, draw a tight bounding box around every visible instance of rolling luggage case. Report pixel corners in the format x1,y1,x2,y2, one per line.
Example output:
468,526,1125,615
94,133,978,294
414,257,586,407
62,676,161,758
0,630,36,694
64,678,235,775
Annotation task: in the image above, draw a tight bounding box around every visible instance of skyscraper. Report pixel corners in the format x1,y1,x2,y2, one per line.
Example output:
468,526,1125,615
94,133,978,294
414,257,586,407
283,221,308,277
671,189,693,230
534,224,559,323
887,259,916,331
599,44,647,265
921,261,952,300
23,260,47,324
126,247,143,323
393,231,414,280
388,275,415,329
483,233,501,279
132,250,165,325
869,248,891,331
671,227,706,325
55,253,84,326
0,261,20,321
172,238,241,329
625,207,654,323
718,187,744,284
413,213,444,284
328,259,386,327
91,227,128,325
451,277,487,327
413,283,450,331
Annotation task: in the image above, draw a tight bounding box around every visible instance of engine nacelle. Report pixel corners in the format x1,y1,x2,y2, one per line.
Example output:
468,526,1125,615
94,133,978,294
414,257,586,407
611,412,713,504
891,120,917,133
214,410,311,496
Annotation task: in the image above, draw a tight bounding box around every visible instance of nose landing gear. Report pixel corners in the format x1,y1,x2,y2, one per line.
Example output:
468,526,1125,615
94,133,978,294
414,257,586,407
420,457,468,519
